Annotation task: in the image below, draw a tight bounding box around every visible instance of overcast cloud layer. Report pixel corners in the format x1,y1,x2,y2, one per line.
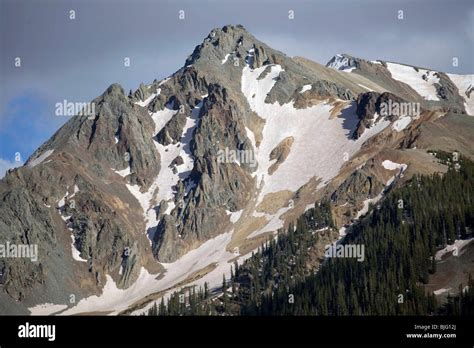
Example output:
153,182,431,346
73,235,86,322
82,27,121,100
0,0,473,171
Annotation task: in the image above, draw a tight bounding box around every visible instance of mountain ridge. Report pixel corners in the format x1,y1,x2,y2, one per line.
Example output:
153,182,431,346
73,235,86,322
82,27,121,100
0,25,473,315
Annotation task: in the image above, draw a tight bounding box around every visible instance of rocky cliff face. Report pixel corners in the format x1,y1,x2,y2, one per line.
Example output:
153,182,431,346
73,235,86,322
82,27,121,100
353,92,406,139
1,25,473,315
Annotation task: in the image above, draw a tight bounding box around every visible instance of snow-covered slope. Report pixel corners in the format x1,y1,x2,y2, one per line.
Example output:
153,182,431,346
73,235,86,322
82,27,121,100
241,63,389,205
447,73,474,115
3,25,473,316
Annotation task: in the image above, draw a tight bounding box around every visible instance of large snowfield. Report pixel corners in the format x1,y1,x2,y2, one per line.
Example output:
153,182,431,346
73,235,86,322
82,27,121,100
28,58,417,316
241,63,390,203
53,231,253,315
386,63,440,101
241,62,389,238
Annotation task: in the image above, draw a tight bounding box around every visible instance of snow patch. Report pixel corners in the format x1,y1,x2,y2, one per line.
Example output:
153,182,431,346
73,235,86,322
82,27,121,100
386,63,440,101
58,230,253,315
382,160,407,172
433,288,452,296
248,206,292,238
28,303,68,315
151,98,205,203
227,209,243,224
56,186,87,262
338,226,347,237
27,149,54,168
125,182,158,241
164,201,175,216
125,97,206,243
358,83,374,91
114,166,131,178
355,192,383,219
158,78,171,86
392,116,412,132
300,84,312,93
382,160,407,186
435,238,474,261
71,234,87,262
150,103,178,135
57,189,69,209
221,53,231,65
447,73,474,116
135,89,161,107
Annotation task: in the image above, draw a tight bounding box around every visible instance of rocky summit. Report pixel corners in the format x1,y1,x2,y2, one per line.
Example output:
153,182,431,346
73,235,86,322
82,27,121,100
0,25,473,315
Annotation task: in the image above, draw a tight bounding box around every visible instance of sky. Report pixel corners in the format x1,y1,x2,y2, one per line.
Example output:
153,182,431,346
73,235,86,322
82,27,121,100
0,0,473,177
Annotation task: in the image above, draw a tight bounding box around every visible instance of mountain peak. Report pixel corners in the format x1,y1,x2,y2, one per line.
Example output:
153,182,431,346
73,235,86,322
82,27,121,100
326,53,358,72
216,24,247,35
184,25,260,67
104,83,126,97
207,24,249,40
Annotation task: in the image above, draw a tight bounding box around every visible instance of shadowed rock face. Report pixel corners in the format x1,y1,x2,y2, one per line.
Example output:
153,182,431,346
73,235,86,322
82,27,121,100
434,72,467,114
0,25,472,314
353,92,407,139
